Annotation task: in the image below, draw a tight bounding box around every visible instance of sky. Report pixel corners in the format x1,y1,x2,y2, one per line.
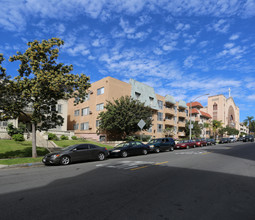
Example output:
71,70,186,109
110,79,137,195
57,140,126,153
0,0,255,122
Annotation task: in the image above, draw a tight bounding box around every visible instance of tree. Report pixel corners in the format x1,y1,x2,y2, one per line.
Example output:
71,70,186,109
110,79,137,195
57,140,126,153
97,96,153,140
185,121,201,138
0,38,90,157
212,120,223,139
163,127,175,137
244,116,254,134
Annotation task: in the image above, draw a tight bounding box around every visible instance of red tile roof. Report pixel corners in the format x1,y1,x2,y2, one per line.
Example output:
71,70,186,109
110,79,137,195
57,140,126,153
187,102,203,108
200,111,212,118
190,109,199,114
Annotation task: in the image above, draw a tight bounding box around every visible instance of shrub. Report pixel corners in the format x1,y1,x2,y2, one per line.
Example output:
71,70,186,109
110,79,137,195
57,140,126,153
48,133,58,140
71,136,78,140
12,134,25,141
60,135,68,140
6,123,26,137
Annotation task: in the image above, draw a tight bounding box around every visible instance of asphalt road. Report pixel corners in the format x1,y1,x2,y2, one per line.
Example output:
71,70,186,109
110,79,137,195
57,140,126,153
1,142,255,220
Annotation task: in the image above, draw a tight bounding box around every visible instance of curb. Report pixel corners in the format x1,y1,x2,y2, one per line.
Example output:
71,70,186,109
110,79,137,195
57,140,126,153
0,162,43,169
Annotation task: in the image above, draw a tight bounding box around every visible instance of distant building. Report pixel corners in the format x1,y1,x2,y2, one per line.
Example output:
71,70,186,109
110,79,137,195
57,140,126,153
239,122,249,135
68,76,188,141
187,102,212,138
202,94,240,131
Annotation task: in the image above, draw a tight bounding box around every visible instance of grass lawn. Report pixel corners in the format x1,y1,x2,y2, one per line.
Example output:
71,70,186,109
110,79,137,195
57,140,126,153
0,140,49,159
53,139,113,149
0,139,113,165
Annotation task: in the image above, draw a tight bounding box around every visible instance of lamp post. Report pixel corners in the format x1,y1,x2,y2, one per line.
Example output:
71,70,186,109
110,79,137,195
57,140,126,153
189,94,209,140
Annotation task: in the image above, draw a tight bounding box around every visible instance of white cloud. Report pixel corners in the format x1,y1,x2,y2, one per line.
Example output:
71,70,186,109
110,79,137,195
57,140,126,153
119,18,136,34
66,44,90,56
207,19,230,33
247,94,255,100
229,34,240,40
224,43,235,48
184,56,198,68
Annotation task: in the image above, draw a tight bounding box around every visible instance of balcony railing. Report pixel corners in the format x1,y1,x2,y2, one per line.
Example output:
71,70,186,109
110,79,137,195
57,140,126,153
165,108,175,115
178,112,186,118
178,121,186,127
178,132,186,136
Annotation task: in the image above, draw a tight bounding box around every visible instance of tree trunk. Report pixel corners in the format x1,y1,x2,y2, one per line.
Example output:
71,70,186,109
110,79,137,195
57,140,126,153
32,122,37,158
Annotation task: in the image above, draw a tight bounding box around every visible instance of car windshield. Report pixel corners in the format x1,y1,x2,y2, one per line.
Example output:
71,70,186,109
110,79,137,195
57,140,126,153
114,142,130,148
195,139,200,141
148,139,160,144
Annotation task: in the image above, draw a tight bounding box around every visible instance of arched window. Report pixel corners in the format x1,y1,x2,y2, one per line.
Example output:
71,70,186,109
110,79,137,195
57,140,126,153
213,103,217,110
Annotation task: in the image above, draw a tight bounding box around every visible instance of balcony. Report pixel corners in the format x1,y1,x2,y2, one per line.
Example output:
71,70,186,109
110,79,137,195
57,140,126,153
178,121,186,127
165,108,175,115
164,119,175,126
178,132,186,137
178,112,186,118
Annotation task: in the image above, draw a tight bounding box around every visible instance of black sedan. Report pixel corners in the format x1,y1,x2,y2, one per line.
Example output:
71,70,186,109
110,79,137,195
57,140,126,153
109,141,150,158
219,138,231,144
42,144,109,165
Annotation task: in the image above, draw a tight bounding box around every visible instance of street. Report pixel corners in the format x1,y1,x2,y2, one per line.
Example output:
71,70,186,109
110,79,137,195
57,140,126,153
1,142,255,220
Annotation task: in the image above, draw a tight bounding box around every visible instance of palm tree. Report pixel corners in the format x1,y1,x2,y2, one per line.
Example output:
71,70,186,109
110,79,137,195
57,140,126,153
244,116,254,134
203,122,211,138
212,120,223,139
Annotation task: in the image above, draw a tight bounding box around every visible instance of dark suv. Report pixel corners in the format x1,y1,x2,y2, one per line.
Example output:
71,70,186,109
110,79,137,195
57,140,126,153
147,138,175,152
243,135,254,142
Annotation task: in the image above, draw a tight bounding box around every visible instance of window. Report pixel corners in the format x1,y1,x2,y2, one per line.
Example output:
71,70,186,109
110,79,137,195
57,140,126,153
174,106,177,113
158,100,163,110
96,120,101,128
0,121,8,127
97,87,104,95
96,103,104,111
57,104,62,114
81,107,90,116
157,112,163,121
135,92,141,99
74,110,80,116
73,123,79,130
213,103,217,110
149,97,154,105
81,122,89,130
148,126,152,133
157,124,163,133
76,144,89,150
84,94,90,101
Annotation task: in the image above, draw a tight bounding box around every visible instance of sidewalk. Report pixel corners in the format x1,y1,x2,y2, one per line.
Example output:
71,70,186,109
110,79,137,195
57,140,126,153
0,162,43,169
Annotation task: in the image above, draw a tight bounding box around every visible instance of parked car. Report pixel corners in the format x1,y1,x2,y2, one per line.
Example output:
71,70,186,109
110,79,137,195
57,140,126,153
147,138,175,152
229,137,237,142
209,138,216,145
243,135,254,142
219,138,231,144
42,144,109,165
194,139,207,147
109,141,150,157
205,139,213,145
237,137,244,141
175,140,195,149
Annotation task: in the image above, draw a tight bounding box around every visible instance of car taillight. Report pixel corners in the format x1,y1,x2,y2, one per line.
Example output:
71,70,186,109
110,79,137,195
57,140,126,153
105,148,107,151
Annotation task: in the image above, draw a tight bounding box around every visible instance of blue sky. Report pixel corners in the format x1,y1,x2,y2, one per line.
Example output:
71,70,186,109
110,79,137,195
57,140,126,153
1,0,255,122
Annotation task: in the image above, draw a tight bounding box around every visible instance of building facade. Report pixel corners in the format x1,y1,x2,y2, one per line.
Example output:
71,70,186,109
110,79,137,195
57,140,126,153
187,102,212,138
202,94,240,131
68,76,188,141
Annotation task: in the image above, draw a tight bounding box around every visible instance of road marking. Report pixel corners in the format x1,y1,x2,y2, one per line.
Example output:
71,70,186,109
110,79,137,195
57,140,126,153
155,161,168,165
201,152,211,155
130,166,148,171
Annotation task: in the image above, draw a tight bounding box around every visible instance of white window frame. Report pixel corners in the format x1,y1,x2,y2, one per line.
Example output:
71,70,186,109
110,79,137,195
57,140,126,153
97,87,104,95
74,110,80,116
81,122,89,130
96,103,104,111
81,107,90,116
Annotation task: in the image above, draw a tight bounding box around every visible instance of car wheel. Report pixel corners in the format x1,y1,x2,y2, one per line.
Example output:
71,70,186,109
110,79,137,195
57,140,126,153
142,149,148,155
170,146,174,151
98,153,105,161
193,145,196,148
186,146,189,149
60,156,70,165
121,151,128,158
155,148,160,153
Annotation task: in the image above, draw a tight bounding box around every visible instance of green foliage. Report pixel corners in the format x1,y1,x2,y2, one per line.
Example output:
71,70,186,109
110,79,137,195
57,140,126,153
6,123,26,137
60,135,68,140
48,133,58,140
12,134,25,142
185,121,202,138
97,96,153,140
163,127,175,137
71,135,78,140
0,38,91,157
244,116,254,134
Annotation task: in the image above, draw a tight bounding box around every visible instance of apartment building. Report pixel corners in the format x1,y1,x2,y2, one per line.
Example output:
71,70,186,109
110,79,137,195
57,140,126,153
187,101,212,138
239,122,249,135
68,76,188,141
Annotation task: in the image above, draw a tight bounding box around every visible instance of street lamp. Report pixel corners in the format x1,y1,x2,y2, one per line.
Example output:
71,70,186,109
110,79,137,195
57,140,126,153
189,94,209,140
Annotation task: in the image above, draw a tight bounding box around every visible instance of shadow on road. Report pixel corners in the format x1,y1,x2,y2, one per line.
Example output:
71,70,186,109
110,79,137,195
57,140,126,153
0,162,255,220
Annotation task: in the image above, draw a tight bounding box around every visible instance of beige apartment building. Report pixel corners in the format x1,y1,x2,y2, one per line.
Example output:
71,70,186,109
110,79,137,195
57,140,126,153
202,94,240,131
187,102,212,138
68,76,188,141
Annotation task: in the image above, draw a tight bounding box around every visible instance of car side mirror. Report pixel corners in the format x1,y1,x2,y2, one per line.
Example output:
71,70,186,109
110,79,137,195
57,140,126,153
72,148,77,152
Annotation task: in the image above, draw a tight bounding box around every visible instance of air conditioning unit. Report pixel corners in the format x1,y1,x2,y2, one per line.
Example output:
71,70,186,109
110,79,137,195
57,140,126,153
89,111,92,114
